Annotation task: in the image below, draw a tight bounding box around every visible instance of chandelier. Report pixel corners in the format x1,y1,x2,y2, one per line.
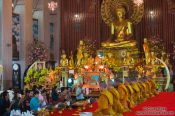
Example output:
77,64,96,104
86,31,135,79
48,0,58,12
133,0,144,6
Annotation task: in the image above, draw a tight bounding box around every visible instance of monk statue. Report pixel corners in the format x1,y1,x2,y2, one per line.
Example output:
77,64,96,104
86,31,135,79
76,40,85,66
94,82,116,116
60,50,68,67
117,84,130,112
143,38,151,65
107,80,124,115
125,83,135,109
69,51,74,69
132,82,141,104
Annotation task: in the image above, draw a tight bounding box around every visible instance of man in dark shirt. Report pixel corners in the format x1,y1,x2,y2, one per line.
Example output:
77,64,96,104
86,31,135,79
23,90,32,111
2,91,14,116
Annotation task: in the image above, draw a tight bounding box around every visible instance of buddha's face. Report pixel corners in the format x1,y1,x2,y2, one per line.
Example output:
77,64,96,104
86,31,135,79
84,52,89,58
79,40,84,45
107,53,113,58
144,38,147,43
62,54,66,59
115,8,125,19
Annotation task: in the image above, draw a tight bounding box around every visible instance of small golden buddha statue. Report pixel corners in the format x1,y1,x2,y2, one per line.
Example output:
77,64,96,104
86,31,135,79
76,40,85,66
123,52,134,66
143,38,151,65
165,54,170,66
81,51,89,65
105,52,115,68
161,51,166,61
69,51,74,69
150,52,156,66
60,50,68,67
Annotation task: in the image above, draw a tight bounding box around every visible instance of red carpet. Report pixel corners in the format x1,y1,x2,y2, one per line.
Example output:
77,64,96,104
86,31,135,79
50,92,175,116
50,102,98,116
124,92,175,116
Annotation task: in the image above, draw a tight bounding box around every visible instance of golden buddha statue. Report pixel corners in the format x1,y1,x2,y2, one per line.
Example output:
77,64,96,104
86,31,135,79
76,40,85,66
100,0,144,69
105,52,115,68
60,50,68,67
69,51,74,69
101,6,136,48
165,54,170,66
81,52,89,65
143,38,151,65
112,7,133,42
123,52,134,66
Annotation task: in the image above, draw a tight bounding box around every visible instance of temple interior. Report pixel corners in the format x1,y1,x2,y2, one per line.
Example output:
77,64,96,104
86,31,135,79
0,0,175,115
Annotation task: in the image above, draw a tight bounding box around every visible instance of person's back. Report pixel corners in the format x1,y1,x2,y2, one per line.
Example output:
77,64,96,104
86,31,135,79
51,87,58,101
30,91,40,111
23,96,31,111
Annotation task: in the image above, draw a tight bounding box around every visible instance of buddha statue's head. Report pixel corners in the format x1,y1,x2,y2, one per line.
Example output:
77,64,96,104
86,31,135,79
107,52,113,58
83,51,89,58
144,38,147,43
62,54,67,59
115,6,126,20
79,40,84,46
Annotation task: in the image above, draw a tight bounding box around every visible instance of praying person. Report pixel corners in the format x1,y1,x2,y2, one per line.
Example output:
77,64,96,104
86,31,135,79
76,83,84,101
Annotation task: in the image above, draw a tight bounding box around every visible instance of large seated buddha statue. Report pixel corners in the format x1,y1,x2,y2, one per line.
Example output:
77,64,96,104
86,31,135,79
101,0,144,48
101,6,137,49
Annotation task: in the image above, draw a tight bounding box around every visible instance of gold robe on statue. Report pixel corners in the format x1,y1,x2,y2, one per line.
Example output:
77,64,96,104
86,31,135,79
108,87,124,115
94,89,116,116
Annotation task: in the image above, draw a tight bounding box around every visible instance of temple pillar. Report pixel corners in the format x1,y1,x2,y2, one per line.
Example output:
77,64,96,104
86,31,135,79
40,0,50,57
0,0,13,90
23,0,33,64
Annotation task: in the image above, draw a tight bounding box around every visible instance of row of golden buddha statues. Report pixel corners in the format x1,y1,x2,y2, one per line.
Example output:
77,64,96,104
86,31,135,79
59,40,137,69
94,79,158,116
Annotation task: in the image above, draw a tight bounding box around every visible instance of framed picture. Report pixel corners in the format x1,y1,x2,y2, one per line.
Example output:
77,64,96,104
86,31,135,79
33,18,38,40
12,13,20,60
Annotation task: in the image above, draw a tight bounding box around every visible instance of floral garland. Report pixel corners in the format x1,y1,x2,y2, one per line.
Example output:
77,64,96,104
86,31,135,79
24,68,60,90
27,40,49,65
